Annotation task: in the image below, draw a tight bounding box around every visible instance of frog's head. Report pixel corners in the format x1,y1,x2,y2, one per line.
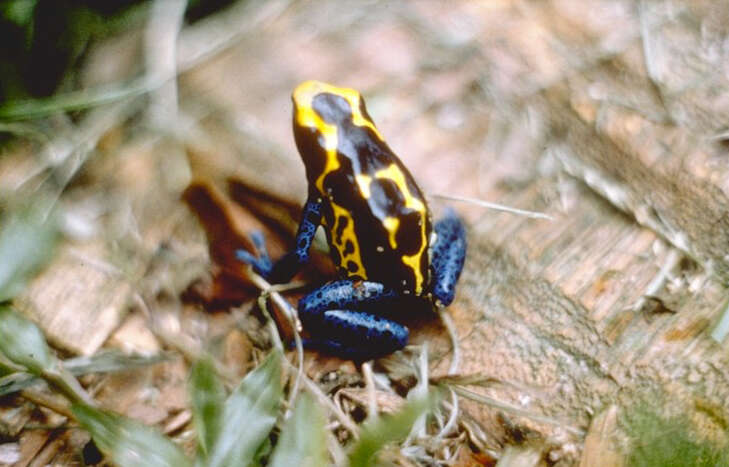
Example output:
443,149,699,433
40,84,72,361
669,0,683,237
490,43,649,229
291,81,382,190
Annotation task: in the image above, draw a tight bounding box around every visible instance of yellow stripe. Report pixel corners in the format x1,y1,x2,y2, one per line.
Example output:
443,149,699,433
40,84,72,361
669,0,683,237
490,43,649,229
382,217,399,249
375,164,428,293
294,102,339,192
330,203,366,278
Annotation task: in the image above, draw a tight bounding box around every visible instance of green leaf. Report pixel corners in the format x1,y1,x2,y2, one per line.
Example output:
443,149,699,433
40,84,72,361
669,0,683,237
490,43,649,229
0,213,57,301
0,306,53,373
73,404,191,467
348,396,434,467
269,393,327,467
0,78,153,121
623,405,729,467
207,350,283,467
189,358,225,457
1,0,37,26
0,350,170,397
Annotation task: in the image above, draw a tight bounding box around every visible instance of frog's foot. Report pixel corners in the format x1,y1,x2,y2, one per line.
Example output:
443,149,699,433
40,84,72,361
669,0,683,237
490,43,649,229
298,280,407,361
237,197,323,284
236,230,274,278
430,208,467,307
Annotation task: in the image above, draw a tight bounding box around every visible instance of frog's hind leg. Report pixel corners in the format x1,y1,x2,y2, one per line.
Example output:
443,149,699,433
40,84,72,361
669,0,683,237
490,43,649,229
430,208,467,307
298,280,409,360
236,195,322,283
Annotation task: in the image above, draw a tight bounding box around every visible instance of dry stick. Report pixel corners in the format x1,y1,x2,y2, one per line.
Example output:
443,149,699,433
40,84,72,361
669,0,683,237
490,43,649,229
711,302,729,343
404,344,430,447
430,193,553,220
361,362,378,422
144,0,186,129
326,430,348,467
438,309,460,376
628,248,681,313
438,388,459,439
452,385,584,436
20,388,75,419
41,366,97,407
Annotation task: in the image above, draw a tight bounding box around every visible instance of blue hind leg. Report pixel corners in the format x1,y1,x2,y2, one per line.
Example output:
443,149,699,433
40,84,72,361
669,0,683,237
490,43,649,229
430,208,467,307
298,280,410,360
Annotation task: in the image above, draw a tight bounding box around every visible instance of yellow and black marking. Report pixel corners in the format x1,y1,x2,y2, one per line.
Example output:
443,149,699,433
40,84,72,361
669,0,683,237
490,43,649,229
292,80,432,294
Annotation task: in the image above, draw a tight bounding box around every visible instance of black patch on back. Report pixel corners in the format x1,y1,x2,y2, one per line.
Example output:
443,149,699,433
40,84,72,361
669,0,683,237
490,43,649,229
368,177,406,220
335,215,348,245
312,93,351,124
395,211,423,256
344,240,355,256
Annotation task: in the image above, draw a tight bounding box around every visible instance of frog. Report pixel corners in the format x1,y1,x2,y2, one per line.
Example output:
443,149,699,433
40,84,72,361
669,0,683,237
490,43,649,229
237,80,466,361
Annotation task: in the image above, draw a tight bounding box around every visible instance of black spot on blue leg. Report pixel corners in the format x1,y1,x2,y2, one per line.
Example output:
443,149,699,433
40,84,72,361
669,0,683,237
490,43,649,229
298,280,407,360
430,208,467,306
301,310,408,360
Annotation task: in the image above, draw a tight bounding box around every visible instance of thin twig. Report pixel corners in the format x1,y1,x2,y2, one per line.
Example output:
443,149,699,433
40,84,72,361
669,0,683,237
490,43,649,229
438,309,460,376
629,248,681,312
144,0,187,129
361,362,378,422
431,193,553,220
285,359,360,438
20,388,74,419
451,385,584,436
711,300,729,343
437,388,459,439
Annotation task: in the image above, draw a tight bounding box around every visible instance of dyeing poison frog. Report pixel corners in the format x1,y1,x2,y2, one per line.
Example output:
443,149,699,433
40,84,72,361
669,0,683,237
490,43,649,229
237,81,467,360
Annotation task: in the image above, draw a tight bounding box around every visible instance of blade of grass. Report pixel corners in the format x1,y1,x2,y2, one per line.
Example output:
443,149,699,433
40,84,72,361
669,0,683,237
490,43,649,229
269,393,327,467
189,357,226,457
0,350,170,396
207,350,283,467
0,306,54,374
348,396,433,467
0,77,157,121
0,213,57,301
73,404,191,467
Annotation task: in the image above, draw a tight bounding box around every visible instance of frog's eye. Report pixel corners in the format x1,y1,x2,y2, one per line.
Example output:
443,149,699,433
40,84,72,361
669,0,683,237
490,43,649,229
312,93,353,124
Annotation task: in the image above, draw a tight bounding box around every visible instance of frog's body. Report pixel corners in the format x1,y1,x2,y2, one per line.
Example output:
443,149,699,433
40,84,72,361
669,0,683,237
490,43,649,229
238,81,466,360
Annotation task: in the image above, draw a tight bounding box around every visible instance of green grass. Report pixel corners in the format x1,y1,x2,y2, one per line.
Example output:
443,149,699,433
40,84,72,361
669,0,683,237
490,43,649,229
623,406,729,467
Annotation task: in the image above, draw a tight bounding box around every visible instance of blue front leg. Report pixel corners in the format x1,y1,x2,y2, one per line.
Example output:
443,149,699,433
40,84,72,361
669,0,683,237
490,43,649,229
430,208,467,307
298,280,409,360
237,195,323,284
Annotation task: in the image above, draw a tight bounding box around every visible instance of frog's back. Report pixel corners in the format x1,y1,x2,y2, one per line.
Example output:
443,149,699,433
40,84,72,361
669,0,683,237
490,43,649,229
292,81,432,294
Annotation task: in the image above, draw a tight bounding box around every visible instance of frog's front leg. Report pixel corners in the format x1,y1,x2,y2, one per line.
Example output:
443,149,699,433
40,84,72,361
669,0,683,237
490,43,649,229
430,208,467,307
298,280,409,360
236,194,323,283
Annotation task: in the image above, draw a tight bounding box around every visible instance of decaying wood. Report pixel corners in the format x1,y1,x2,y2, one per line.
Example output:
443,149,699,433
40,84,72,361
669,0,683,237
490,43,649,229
579,405,623,467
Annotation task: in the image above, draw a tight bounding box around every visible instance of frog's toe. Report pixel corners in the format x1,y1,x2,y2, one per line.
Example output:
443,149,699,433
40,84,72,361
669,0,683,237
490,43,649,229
249,230,268,254
236,248,273,278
